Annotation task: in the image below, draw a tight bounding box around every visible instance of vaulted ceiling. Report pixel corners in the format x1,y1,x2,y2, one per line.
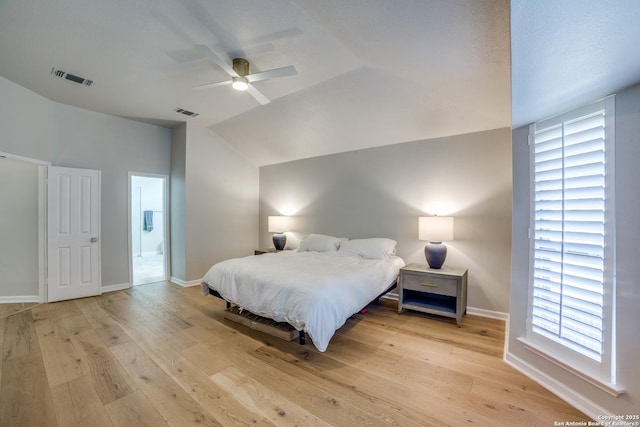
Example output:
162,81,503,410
0,1,638,166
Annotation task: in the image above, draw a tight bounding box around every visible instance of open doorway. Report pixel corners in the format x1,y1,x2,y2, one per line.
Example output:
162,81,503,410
129,173,168,285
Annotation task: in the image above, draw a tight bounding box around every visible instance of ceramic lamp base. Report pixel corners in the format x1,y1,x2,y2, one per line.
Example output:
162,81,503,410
272,233,287,251
425,242,447,269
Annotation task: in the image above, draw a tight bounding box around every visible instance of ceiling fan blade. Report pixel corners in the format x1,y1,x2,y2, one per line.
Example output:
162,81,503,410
247,84,271,105
192,80,232,90
195,44,237,77
246,65,297,83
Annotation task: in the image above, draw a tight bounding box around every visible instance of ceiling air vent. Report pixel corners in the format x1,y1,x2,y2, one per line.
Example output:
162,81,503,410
174,108,200,118
51,68,93,86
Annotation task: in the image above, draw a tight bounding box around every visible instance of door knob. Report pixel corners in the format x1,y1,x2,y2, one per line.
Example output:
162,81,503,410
91,237,98,243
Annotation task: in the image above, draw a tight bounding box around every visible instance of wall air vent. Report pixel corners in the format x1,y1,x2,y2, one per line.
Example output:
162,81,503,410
51,68,93,86
174,108,200,118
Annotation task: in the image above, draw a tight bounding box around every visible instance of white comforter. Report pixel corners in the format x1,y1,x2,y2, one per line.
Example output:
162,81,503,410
202,251,405,352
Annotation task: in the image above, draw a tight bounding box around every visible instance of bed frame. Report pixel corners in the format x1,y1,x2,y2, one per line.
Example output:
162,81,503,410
204,280,397,346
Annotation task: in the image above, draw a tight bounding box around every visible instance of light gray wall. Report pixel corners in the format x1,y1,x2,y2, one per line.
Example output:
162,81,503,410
0,76,54,160
170,124,187,281
184,124,259,281
50,103,171,287
507,85,640,416
260,128,513,314
0,158,38,297
0,76,171,291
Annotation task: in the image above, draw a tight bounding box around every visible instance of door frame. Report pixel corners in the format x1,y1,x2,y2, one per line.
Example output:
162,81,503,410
127,172,170,285
0,151,51,303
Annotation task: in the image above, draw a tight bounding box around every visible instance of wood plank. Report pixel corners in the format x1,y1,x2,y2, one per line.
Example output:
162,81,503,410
354,368,493,426
35,317,72,388
98,293,274,426
50,382,83,427
0,311,58,427
247,343,432,426
198,343,385,427
95,323,133,347
123,286,193,330
375,328,454,366
0,354,59,427
471,375,588,422
124,328,274,426
180,342,231,376
211,366,333,426
98,293,198,351
35,315,92,387
445,346,552,397
183,322,264,353
31,302,60,322
50,377,115,427
133,281,212,313
0,302,38,320
0,317,4,386
53,299,84,319
75,297,120,330
2,309,37,360
104,390,171,427
60,318,136,405
110,341,224,426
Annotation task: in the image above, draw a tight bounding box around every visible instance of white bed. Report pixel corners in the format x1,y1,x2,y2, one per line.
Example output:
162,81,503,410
201,236,405,352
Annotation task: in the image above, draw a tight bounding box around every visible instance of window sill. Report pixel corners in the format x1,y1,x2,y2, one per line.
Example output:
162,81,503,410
517,337,625,397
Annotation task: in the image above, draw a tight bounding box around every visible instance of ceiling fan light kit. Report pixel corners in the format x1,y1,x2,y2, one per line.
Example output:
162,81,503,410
232,58,250,76
194,44,297,105
231,76,249,91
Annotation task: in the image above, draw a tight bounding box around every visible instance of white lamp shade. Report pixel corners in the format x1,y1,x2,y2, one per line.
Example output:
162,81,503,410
419,216,454,242
268,215,290,233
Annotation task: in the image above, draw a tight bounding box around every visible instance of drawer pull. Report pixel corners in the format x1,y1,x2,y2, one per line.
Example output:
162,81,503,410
420,282,438,287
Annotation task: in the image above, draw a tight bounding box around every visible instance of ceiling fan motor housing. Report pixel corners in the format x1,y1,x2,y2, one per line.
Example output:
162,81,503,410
232,58,250,76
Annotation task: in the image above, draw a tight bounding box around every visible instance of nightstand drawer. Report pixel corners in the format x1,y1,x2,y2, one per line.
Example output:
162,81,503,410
402,273,457,297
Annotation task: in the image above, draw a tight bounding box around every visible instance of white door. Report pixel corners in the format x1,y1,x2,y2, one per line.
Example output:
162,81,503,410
47,166,101,302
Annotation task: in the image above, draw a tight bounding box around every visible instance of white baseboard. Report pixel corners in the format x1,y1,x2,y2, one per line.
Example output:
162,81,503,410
466,306,509,320
0,295,40,303
101,283,132,293
170,276,201,287
504,351,610,420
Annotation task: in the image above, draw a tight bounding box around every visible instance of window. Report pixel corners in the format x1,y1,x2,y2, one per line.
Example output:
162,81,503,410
527,96,616,387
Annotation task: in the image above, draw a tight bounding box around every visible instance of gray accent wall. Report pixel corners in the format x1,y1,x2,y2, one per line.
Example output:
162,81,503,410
260,128,513,314
508,85,640,416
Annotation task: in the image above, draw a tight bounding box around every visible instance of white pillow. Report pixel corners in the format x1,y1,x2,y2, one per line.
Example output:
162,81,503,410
339,238,397,259
297,234,345,252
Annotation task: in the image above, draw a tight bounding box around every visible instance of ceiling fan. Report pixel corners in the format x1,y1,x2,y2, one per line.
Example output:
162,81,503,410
193,44,297,105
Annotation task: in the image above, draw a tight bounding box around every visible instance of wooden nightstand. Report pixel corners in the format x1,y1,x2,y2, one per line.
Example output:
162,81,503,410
398,263,468,326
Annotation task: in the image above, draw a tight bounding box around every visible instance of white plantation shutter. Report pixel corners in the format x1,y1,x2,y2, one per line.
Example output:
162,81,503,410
528,96,616,384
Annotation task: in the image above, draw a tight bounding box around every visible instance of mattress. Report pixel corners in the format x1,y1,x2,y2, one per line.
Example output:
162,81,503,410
201,250,405,351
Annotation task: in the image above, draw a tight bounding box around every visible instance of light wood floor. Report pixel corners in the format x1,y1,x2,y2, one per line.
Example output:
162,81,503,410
0,282,588,426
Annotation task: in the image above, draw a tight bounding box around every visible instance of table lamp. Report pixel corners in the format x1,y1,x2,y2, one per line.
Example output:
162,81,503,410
268,215,290,250
418,216,454,269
